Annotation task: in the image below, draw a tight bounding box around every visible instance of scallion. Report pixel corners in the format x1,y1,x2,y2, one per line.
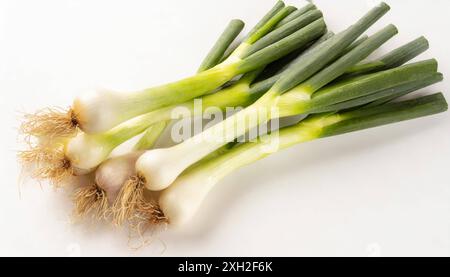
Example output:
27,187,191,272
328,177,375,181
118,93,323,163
17,1,448,237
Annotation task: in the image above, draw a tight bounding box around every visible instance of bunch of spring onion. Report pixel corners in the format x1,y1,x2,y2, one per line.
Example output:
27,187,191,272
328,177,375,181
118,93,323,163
18,1,447,232
20,1,327,186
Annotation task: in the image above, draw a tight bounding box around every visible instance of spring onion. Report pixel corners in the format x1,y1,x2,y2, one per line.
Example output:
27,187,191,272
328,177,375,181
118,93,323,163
17,1,448,239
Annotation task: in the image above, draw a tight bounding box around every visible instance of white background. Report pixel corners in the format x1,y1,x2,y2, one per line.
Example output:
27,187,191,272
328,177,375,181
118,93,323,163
0,0,449,257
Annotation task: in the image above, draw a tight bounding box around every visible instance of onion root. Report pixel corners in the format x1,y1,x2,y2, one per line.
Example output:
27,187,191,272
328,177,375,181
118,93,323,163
73,184,109,219
20,107,79,139
112,175,168,226
19,143,73,187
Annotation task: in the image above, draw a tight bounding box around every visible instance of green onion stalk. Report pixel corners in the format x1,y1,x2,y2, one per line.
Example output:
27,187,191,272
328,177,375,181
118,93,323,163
155,93,448,226
21,1,326,138
135,3,397,192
